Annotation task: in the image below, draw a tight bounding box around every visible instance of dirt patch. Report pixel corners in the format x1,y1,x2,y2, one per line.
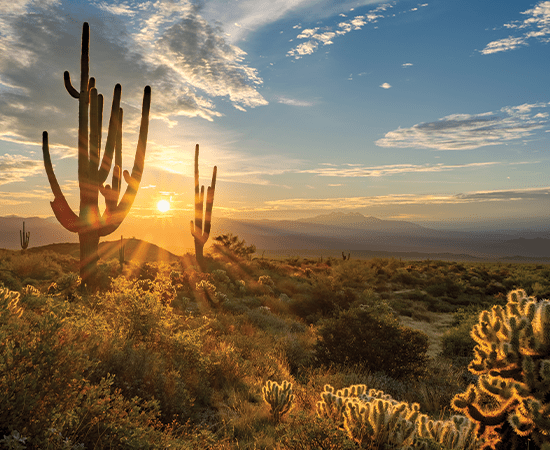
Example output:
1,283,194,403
399,312,454,359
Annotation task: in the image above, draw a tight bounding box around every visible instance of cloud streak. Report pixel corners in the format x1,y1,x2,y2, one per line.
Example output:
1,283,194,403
0,154,43,185
298,161,501,177
376,103,550,150
263,187,550,210
287,3,427,59
481,1,550,54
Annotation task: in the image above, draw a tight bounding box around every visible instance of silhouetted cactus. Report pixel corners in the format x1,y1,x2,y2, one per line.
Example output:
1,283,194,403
262,380,294,422
42,22,151,286
19,221,30,250
452,289,550,449
190,144,216,268
119,235,125,272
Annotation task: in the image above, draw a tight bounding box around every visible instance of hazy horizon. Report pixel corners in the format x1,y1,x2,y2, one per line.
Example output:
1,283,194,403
2,1,550,236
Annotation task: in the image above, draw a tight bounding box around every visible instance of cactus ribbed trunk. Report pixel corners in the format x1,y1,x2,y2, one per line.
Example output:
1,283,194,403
80,229,100,283
42,22,151,287
190,144,217,269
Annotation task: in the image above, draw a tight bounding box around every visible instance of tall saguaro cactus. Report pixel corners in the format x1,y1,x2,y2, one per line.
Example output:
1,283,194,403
42,22,151,285
190,144,217,268
20,221,30,250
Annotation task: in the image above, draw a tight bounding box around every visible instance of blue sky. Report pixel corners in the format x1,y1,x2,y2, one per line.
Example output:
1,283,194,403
1,0,550,230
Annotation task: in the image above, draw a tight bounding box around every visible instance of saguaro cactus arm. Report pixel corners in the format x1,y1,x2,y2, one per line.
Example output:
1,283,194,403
42,132,82,233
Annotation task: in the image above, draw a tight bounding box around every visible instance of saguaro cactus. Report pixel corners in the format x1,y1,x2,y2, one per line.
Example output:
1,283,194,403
119,235,125,272
42,22,151,285
452,289,550,449
20,221,30,250
190,144,216,267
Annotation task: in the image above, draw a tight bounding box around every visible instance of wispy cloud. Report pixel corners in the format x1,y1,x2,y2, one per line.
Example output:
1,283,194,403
0,154,43,185
481,1,550,54
276,96,315,107
298,161,500,177
263,187,550,210
0,0,268,155
376,103,550,150
287,3,393,58
287,3,428,59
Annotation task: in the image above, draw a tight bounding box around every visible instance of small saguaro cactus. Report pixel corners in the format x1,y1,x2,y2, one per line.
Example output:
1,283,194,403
452,289,550,450
20,221,30,250
119,235,125,272
262,379,295,422
42,22,151,285
190,144,217,268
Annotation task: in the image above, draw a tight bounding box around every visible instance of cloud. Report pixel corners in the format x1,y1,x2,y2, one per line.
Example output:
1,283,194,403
376,103,550,150
287,3,428,59
0,0,268,156
0,154,43,185
263,187,550,210
481,1,550,54
276,96,315,107
297,161,500,177
402,62,413,67
380,82,391,89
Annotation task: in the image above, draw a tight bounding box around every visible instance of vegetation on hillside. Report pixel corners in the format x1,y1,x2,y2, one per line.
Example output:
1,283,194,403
1,245,549,449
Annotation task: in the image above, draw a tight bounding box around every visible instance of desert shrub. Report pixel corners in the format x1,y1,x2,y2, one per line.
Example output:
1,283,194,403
97,276,175,342
314,306,429,379
440,306,481,363
277,411,357,449
214,233,256,259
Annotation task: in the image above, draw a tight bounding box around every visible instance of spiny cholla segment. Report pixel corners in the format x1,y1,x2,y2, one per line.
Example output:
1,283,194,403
452,289,550,449
317,383,478,449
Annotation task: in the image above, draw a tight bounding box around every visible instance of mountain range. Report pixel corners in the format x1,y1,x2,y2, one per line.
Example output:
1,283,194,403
2,212,550,262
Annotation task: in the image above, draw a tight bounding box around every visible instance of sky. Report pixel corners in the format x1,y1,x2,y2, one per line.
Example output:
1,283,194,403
1,0,550,232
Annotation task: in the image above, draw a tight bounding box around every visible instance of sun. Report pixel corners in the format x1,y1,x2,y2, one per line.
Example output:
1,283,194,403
157,199,170,213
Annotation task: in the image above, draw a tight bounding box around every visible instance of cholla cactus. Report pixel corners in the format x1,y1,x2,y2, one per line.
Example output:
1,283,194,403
262,379,295,422
0,287,23,319
417,415,478,450
452,289,550,449
258,275,274,287
316,384,367,424
318,384,478,450
343,396,418,448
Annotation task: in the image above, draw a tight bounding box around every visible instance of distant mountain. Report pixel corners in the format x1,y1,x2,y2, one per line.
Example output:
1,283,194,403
0,216,77,250
2,214,550,262
26,238,179,263
296,212,428,232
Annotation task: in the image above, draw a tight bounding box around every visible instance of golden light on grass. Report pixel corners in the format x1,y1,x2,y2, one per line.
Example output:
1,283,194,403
157,199,170,213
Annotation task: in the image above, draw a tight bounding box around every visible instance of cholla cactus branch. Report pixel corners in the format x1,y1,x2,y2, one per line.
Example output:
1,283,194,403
262,380,294,422
452,289,550,449
42,22,151,285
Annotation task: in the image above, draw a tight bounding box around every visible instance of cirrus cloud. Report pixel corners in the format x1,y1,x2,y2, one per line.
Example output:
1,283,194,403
481,1,550,54
376,103,550,150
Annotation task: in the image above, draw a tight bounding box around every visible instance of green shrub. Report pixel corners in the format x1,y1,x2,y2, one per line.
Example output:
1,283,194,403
314,306,429,379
